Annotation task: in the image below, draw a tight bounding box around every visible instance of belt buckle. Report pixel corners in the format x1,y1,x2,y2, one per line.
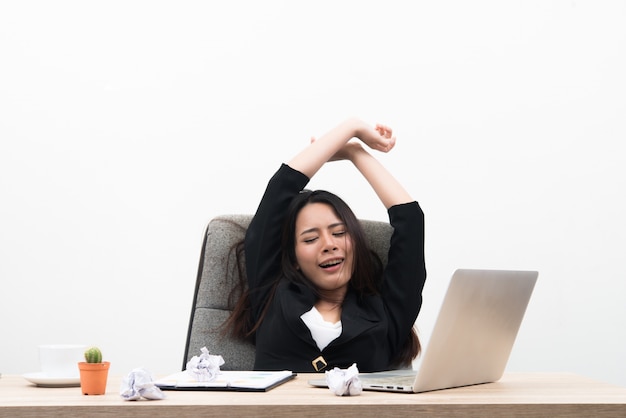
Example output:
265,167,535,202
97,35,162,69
311,356,327,372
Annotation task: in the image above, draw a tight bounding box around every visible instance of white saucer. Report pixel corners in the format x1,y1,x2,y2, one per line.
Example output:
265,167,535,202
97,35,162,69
23,372,81,388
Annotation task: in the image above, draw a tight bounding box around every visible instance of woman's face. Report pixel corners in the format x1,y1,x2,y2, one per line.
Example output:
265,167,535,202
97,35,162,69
294,202,354,295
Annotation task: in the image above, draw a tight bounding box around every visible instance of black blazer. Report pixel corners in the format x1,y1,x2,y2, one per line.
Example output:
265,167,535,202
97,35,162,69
245,164,426,373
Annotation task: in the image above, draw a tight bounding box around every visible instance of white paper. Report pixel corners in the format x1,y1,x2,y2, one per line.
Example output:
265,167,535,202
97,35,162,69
120,368,166,401
325,363,362,396
185,346,225,382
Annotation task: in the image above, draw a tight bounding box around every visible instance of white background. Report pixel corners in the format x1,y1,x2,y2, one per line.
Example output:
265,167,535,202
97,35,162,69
1,1,624,387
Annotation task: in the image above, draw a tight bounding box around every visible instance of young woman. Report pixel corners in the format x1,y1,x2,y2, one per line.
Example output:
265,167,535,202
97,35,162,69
227,117,426,373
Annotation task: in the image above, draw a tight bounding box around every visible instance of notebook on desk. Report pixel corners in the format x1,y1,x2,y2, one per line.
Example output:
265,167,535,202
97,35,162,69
310,269,538,393
155,370,296,392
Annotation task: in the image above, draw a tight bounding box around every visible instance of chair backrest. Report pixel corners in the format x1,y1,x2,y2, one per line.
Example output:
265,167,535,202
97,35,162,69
183,214,393,371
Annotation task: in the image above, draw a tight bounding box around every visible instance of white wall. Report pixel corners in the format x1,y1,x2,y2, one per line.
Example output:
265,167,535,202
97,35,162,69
1,1,625,387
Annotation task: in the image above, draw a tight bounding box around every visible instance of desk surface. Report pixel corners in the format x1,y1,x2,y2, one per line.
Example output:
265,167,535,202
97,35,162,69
1,372,626,417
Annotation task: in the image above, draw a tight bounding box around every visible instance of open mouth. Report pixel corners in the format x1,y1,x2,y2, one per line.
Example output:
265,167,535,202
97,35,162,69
319,258,344,269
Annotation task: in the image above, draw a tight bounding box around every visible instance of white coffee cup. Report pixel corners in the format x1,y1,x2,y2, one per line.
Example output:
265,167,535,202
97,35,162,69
39,344,86,377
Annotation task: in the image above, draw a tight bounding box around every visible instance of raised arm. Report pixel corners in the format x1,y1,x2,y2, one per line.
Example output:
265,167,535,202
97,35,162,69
288,117,395,179
291,118,413,209
341,136,414,209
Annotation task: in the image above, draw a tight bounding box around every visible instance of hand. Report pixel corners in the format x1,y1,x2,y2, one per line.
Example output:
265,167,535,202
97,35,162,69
289,117,396,179
355,122,396,153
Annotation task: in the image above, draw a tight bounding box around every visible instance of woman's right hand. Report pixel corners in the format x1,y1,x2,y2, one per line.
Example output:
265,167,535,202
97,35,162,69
309,119,396,162
288,117,397,179
355,120,397,154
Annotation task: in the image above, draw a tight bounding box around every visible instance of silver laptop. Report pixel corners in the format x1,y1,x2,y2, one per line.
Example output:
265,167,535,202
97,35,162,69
310,269,538,393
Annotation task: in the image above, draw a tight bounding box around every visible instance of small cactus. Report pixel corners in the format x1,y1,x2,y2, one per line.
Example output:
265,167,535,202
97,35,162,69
84,346,103,363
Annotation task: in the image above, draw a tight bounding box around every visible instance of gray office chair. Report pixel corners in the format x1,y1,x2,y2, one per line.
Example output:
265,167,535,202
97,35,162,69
183,214,393,371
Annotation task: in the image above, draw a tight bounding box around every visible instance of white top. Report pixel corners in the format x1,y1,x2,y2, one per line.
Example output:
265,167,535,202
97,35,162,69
300,306,342,351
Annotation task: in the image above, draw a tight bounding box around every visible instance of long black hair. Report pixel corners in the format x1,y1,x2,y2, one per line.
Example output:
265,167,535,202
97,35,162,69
279,190,382,298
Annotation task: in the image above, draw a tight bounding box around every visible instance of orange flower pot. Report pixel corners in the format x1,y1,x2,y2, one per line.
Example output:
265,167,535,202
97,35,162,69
78,361,110,395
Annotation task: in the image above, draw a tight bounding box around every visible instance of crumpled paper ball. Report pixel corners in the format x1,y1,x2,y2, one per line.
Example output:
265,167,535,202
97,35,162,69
120,368,166,401
185,346,225,382
325,363,362,396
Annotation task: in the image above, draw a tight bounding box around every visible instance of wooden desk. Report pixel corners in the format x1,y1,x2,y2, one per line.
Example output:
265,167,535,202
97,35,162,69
1,373,625,417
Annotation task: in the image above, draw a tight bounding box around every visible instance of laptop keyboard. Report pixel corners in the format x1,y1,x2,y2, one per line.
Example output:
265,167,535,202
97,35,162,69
361,373,417,386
